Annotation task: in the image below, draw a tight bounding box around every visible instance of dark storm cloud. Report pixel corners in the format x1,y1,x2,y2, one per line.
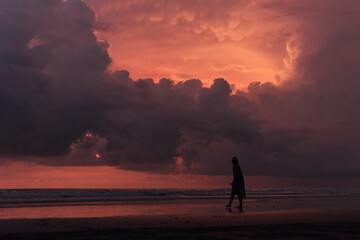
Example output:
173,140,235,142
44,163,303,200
0,0,111,156
87,76,261,172
236,0,360,177
0,0,260,172
1,0,360,178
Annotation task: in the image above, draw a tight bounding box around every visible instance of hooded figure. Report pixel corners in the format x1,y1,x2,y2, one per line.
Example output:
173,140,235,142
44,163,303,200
226,157,246,211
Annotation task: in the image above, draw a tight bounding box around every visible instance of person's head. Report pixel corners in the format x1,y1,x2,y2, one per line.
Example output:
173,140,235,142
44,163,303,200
232,157,239,165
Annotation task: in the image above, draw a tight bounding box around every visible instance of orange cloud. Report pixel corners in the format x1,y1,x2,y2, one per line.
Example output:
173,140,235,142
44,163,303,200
1,161,356,189
86,0,294,88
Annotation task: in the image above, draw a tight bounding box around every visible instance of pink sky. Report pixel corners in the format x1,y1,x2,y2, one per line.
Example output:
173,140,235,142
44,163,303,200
85,0,293,88
1,0,360,189
1,161,357,189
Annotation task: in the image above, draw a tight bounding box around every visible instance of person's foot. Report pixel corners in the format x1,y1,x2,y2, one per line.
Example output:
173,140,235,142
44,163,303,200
235,205,243,211
225,204,231,208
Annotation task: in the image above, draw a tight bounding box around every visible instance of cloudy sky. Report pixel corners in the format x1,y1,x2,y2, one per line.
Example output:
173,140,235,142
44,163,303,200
0,0,359,188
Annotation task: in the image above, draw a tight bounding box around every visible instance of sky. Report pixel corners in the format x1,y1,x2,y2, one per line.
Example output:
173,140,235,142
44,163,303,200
0,0,359,188
86,0,290,87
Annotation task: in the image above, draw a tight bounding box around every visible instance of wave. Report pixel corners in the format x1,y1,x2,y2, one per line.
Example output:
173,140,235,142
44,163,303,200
0,188,359,206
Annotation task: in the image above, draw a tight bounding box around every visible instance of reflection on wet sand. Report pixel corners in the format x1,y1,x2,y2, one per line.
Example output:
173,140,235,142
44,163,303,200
0,196,359,220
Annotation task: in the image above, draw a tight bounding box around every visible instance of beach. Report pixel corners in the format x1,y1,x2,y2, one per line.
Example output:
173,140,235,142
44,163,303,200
0,190,359,240
0,209,359,239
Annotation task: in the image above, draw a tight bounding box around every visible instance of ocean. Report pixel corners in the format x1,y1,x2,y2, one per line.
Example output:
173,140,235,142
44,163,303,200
0,188,359,206
0,188,359,219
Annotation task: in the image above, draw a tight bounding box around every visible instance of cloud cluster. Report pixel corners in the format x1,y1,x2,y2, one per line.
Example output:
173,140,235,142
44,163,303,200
1,0,360,178
239,0,360,177
0,0,260,174
85,0,290,85
0,0,110,156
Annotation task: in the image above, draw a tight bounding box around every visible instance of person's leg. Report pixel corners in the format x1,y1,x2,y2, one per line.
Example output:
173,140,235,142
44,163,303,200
225,188,235,207
235,194,243,212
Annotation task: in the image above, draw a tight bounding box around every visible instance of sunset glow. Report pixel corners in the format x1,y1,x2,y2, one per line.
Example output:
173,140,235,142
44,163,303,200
88,0,292,89
1,2,360,239
0,0,359,189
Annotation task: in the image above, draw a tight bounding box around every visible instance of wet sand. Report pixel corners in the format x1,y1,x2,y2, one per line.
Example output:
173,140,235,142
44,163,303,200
1,196,359,219
0,209,359,239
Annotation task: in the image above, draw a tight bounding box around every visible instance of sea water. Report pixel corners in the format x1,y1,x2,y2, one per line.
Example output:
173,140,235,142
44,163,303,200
0,188,359,219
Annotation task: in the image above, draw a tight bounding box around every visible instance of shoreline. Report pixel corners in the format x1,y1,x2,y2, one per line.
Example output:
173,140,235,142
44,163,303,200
1,196,360,220
0,209,359,239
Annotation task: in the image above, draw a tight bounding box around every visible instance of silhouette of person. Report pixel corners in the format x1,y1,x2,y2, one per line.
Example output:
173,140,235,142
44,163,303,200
225,157,246,211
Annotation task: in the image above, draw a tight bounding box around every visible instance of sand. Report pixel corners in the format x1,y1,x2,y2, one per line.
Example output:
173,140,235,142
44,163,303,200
0,209,359,239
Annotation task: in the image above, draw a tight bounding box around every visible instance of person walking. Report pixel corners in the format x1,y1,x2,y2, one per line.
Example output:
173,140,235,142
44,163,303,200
225,157,246,212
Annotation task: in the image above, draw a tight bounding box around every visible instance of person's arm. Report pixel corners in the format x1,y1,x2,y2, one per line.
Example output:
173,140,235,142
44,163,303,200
231,166,236,185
